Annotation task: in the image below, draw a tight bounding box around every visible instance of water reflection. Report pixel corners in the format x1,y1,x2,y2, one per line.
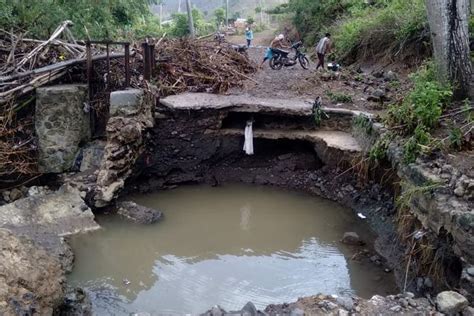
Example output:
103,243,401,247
68,184,396,315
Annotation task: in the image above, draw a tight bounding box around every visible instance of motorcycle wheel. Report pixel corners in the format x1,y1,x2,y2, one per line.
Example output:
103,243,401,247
269,56,283,70
299,56,310,70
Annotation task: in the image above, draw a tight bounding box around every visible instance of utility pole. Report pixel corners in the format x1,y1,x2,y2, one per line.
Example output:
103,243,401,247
185,0,195,38
225,0,229,26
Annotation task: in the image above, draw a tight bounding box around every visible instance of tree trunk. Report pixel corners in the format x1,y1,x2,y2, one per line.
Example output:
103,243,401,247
425,0,472,99
185,0,195,38
159,4,163,26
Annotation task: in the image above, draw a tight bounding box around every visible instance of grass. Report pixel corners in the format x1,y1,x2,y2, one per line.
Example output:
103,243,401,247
332,0,427,62
327,91,353,103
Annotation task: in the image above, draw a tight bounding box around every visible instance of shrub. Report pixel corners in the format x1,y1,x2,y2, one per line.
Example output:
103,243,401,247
386,62,452,133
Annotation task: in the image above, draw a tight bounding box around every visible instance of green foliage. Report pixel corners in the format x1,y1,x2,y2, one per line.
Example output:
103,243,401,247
247,16,255,25
448,126,463,150
334,0,426,59
327,91,353,103
402,125,431,163
214,7,226,25
386,63,452,133
312,99,329,126
0,0,161,39
287,0,426,59
369,133,392,163
169,8,215,37
353,114,373,135
266,3,290,15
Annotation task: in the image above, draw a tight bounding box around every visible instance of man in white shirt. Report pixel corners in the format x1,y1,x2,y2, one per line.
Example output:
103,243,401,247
315,33,332,70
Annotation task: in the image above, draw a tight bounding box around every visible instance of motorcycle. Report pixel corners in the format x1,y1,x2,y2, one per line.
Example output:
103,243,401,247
269,41,309,70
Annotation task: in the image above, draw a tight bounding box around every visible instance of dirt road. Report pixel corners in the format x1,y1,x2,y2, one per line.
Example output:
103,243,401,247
226,30,409,114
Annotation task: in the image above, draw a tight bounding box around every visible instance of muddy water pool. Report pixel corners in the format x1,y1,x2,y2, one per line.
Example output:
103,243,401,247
68,184,397,315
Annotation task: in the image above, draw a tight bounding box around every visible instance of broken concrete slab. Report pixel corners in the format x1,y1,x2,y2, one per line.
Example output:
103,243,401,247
160,92,374,118
0,185,100,236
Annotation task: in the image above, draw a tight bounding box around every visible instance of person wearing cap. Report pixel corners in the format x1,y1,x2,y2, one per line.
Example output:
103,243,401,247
259,34,289,68
315,33,332,70
245,26,254,47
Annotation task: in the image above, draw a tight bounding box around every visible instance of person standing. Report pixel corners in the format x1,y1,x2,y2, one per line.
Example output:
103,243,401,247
245,27,254,47
315,33,332,70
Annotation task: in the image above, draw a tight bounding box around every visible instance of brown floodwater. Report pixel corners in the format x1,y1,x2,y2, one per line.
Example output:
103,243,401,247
68,184,397,315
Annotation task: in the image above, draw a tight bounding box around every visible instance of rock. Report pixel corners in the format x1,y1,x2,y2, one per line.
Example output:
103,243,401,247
0,229,65,315
389,305,402,312
384,71,398,82
467,267,474,277
454,185,465,197
241,301,258,316
336,296,354,310
202,305,227,316
1,190,10,202
290,308,305,316
9,188,23,201
367,89,388,102
338,309,349,316
341,232,363,245
399,298,409,308
116,201,163,224
436,291,468,314
0,185,100,236
408,299,417,307
79,140,106,172
58,287,92,316
462,306,474,316
36,84,90,173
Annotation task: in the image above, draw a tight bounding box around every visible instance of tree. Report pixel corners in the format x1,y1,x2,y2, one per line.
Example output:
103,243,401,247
214,7,225,25
247,16,255,25
425,0,472,98
185,0,195,37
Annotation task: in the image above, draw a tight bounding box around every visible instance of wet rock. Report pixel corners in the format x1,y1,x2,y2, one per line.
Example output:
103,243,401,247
116,201,163,224
341,232,363,245
58,287,92,316
0,228,65,315
436,291,468,314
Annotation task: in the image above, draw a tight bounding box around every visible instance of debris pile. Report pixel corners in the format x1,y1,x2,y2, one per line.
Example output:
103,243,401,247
0,21,85,104
154,38,257,95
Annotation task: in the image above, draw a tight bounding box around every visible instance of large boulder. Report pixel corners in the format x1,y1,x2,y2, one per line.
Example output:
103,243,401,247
0,229,65,315
35,84,91,173
436,291,468,314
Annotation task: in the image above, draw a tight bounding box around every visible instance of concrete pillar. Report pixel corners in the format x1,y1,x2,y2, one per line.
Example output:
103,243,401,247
109,89,145,117
35,84,90,173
